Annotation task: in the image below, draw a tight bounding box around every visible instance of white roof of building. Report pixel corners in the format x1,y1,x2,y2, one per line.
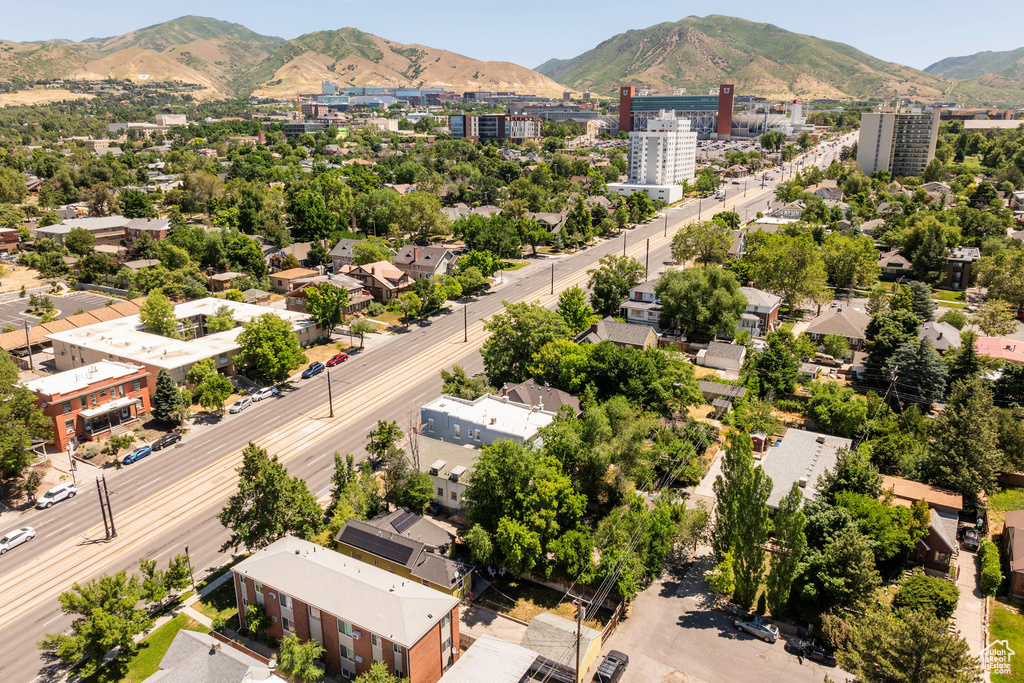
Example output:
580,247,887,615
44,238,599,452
438,634,538,683
422,394,556,440
46,298,314,371
739,287,781,310
759,428,852,508
38,216,130,234
233,536,459,648
23,359,141,397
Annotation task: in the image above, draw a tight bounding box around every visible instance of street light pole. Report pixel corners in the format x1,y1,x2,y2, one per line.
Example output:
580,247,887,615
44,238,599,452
622,232,626,256
463,304,468,343
102,475,116,538
645,238,650,274
663,212,668,238
184,544,196,591
67,445,76,486
326,368,334,418
550,262,554,295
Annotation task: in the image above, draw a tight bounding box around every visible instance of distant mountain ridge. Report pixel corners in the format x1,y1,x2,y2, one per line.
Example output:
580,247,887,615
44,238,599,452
0,15,566,99
925,48,1024,90
535,15,1024,108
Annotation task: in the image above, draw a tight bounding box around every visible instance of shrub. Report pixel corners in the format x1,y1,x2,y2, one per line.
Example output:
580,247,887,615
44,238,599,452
364,301,385,317
980,538,1001,596
892,573,959,620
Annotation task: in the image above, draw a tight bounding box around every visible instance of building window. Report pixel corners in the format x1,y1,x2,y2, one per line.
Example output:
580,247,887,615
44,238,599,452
65,419,75,435
279,593,290,609
282,617,291,633
132,380,141,392
308,606,321,621
442,636,453,655
62,401,72,414
340,644,354,661
370,634,380,648
99,389,106,398
254,582,263,595
473,429,481,442
428,418,434,432
451,491,458,501
338,619,352,637
90,393,97,406
437,487,444,496
442,613,451,628
454,424,460,439
80,397,88,410
118,385,125,398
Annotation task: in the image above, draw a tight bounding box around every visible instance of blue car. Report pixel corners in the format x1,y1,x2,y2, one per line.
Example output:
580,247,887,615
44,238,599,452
122,444,153,464
301,362,325,379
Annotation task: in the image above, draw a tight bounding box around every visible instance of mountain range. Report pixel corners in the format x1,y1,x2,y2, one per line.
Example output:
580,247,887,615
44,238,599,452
1,15,1023,107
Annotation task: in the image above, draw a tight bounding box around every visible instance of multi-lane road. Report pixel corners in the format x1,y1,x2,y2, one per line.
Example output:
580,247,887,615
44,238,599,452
0,135,854,682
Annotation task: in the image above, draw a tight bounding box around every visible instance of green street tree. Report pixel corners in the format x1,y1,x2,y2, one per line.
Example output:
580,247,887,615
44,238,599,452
440,365,490,400
235,313,308,381
976,247,1024,310
465,525,494,564
760,131,786,152
892,574,959,621
39,571,153,677
766,482,806,614
800,528,881,615
218,443,324,552
151,368,180,423
712,433,772,608
901,216,956,285
821,232,880,295
496,516,543,576
278,633,325,682
196,372,233,413
586,254,646,317
306,241,331,268
907,281,936,322
482,301,571,385
305,283,351,336
557,285,595,335
885,338,947,405
670,220,730,267
865,309,920,370
932,377,1002,506
1,351,53,486
394,291,422,323
139,288,179,338
355,661,407,683
971,299,1018,337
753,330,801,399
821,333,850,359
839,609,981,683
654,267,747,339
348,318,376,348
352,237,395,266
366,420,403,465
205,304,235,333
65,227,96,256
118,189,157,219
744,231,830,311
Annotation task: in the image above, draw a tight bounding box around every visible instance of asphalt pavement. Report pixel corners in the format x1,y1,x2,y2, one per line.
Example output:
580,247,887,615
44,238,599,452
0,291,117,330
0,139,853,683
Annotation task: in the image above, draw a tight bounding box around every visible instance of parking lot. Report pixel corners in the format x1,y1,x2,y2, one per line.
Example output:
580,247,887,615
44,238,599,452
0,291,118,330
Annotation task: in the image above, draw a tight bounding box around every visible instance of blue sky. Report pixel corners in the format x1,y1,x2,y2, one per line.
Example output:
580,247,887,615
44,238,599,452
3,0,1023,71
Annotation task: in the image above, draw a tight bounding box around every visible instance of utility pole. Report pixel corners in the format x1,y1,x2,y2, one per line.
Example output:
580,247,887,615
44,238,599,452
24,321,32,371
463,304,468,343
645,238,650,274
67,445,76,486
622,232,626,256
96,478,111,540
184,545,196,591
550,262,554,295
663,212,668,237
327,368,334,418
575,600,584,683
698,199,702,221
102,475,116,538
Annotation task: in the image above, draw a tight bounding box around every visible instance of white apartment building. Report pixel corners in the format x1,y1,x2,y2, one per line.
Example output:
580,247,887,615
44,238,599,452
608,110,697,203
857,106,940,177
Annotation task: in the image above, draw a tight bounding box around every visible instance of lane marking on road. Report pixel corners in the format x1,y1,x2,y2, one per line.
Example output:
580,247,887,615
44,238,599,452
44,523,74,538
136,478,163,491
41,613,64,627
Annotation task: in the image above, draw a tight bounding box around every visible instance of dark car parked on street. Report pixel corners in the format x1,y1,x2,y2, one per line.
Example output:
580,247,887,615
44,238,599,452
302,362,325,379
151,433,182,451
786,638,837,666
593,650,629,683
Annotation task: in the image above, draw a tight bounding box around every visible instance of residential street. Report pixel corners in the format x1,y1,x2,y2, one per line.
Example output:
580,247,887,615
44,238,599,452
0,143,851,683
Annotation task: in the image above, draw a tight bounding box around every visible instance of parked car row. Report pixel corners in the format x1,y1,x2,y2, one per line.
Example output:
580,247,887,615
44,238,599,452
732,617,838,666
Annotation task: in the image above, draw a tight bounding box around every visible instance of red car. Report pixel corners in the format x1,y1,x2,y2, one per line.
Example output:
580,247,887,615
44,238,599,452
326,353,349,367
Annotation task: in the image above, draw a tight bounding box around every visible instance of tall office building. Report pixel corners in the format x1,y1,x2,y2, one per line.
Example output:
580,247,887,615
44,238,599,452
608,110,697,203
857,107,940,177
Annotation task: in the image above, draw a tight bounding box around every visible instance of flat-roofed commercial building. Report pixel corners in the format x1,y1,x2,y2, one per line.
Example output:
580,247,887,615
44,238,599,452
857,106,940,177
46,298,321,390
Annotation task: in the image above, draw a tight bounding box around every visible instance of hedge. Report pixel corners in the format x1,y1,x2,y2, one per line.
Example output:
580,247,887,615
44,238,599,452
980,538,1001,596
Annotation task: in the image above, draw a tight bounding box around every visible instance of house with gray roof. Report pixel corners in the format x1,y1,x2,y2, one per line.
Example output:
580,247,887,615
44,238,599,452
696,341,747,372
520,613,603,683
915,509,960,580
576,317,658,349
393,244,458,281
805,304,871,351
619,281,662,328
367,508,455,551
149,629,283,683
758,428,852,510
878,249,914,281
417,436,480,510
918,321,961,353
232,535,461,682
500,378,581,416
738,287,781,337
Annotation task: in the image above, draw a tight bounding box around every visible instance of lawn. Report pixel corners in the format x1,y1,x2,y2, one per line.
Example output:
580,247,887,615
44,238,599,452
195,580,238,623
989,487,1024,535
80,614,209,683
931,289,967,303
990,600,1024,682
476,576,609,631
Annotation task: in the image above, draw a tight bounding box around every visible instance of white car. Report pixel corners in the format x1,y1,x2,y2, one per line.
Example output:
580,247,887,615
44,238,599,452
0,526,35,554
252,386,280,402
229,396,252,413
36,482,77,509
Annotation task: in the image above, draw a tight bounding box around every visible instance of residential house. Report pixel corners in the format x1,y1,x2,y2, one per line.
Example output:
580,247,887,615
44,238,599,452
805,304,871,351
339,261,414,302
878,249,914,281
918,321,961,353
696,341,747,372
232,536,461,682
940,246,980,290
124,217,171,244
0,227,20,251
24,360,151,450
738,287,781,337
207,272,243,293
975,337,1024,364
769,201,806,220
804,181,843,201
470,205,501,218
916,509,960,579
576,317,658,349
1011,191,1024,211
420,393,556,446
520,613,602,683
530,211,566,234
619,281,662,328
859,218,885,236
1004,511,1024,597
334,518,473,599
418,436,479,510
284,274,372,315
393,245,458,282
270,268,319,293
241,288,272,305
366,509,455,552
499,378,581,416
758,428,852,510
437,634,537,683
37,216,129,247
270,242,315,270
698,380,747,418
150,630,284,683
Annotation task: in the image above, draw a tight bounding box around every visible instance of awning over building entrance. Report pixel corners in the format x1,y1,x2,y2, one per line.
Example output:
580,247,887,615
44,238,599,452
79,397,142,419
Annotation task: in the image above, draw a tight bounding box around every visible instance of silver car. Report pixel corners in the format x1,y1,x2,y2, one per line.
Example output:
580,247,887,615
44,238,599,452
251,386,279,402
734,618,780,643
0,526,35,554
229,396,252,413
36,482,77,508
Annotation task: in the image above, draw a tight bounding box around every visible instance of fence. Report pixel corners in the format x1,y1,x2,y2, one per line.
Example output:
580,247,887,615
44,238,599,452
600,601,626,645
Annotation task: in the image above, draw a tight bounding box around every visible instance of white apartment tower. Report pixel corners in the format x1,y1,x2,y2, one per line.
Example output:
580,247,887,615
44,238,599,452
857,106,940,178
609,110,697,203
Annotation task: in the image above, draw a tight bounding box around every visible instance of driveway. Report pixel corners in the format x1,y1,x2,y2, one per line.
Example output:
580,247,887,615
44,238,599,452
954,548,985,658
600,550,849,683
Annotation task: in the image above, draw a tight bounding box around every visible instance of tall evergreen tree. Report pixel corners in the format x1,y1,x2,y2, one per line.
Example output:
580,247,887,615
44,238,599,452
150,368,180,423
766,483,806,615
885,338,947,404
907,281,936,322
933,377,1002,506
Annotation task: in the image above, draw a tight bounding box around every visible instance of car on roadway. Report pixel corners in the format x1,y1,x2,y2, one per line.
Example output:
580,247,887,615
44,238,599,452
593,650,629,682
252,386,280,402
122,444,153,465
151,432,182,451
786,638,837,666
36,482,77,508
0,526,35,554
326,353,349,367
302,362,325,379
734,617,780,643
229,396,253,413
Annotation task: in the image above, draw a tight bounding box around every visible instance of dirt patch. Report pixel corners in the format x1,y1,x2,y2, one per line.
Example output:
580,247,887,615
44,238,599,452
0,89,95,107
0,265,50,294
302,340,357,365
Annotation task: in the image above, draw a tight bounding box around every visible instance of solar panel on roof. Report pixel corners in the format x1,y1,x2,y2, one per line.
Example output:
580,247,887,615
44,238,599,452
340,525,416,565
391,511,418,535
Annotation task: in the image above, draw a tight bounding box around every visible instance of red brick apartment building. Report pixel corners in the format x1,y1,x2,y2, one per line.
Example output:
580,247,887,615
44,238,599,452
24,360,151,450
232,536,460,683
